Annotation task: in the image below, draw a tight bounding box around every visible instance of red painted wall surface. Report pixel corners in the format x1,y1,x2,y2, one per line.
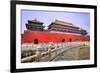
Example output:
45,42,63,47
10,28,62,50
22,31,89,43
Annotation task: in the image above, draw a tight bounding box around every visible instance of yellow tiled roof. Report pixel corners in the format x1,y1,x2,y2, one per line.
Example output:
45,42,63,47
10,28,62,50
53,20,79,28
30,18,43,24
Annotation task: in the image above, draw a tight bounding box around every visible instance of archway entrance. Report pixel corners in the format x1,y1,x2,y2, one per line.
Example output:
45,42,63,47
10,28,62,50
34,39,38,44
62,39,65,42
69,38,72,42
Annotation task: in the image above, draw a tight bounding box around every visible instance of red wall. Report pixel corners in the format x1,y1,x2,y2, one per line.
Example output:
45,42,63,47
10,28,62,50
22,31,89,43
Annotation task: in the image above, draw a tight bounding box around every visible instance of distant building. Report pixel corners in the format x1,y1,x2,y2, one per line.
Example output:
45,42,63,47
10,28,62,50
26,18,44,31
48,20,87,35
22,19,89,44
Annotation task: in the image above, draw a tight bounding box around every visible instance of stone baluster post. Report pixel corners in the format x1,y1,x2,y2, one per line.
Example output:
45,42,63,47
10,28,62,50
36,49,41,62
48,48,51,61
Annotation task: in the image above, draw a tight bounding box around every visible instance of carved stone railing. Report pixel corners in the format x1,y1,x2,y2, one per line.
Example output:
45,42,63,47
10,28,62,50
21,42,89,63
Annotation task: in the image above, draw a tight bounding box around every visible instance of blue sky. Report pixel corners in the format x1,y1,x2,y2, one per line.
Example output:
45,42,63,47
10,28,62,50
21,10,90,34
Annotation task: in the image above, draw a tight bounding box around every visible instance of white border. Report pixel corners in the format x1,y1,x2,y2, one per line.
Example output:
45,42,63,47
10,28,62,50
16,4,94,69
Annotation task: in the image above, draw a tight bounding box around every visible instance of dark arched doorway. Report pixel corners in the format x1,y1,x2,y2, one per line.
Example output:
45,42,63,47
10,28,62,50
62,39,65,42
34,39,38,44
69,38,72,42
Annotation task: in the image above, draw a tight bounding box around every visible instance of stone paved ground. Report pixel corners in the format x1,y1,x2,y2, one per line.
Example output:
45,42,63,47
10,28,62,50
53,45,90,61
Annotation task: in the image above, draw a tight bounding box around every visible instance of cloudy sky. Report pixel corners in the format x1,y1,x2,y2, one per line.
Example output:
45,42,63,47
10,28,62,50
21,10,90,34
